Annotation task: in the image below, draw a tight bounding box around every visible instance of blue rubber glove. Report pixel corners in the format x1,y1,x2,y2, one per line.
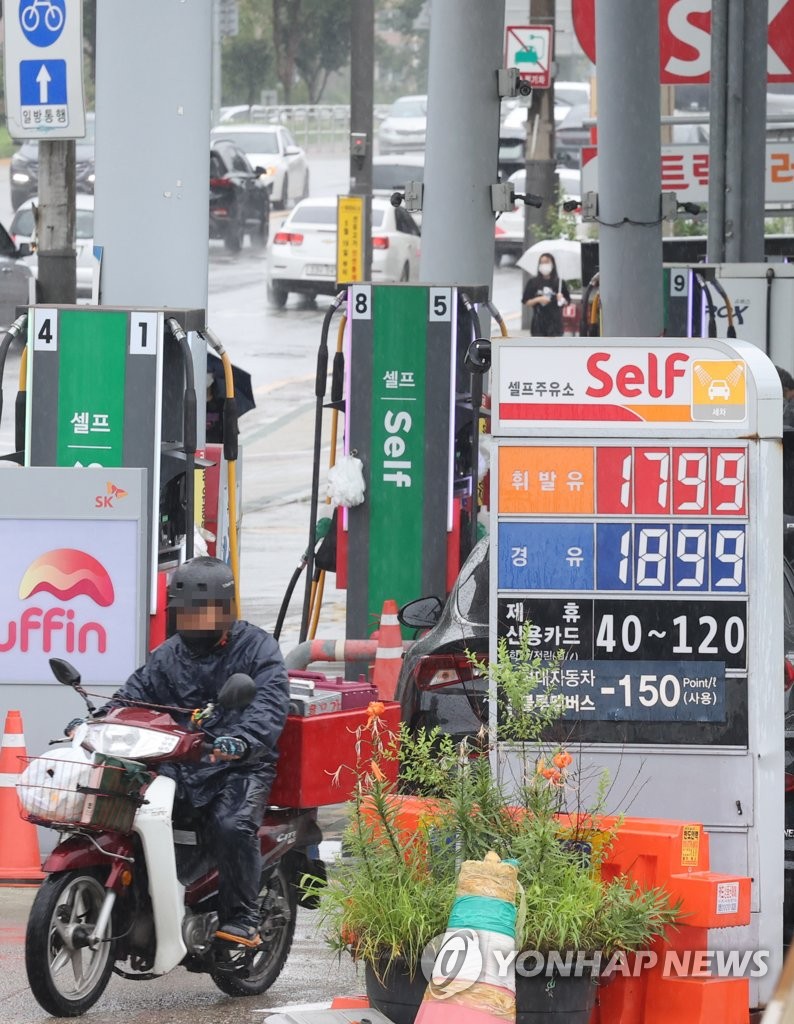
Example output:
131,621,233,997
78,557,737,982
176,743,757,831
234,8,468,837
212,736,247,761
64,717,85,737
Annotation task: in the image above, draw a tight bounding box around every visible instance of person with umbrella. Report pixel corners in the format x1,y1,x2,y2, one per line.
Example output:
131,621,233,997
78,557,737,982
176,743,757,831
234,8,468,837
522,252,570,337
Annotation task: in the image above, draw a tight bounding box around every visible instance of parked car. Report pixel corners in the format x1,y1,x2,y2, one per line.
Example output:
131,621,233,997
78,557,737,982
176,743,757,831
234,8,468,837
210,124,309,209
371,153,425,196
0,221,35,328
11,195,95,299
494,167,583,262
265,196,421,307
10,113,95,211
209,140,270,253
377,95,427,154
555,103,591,168
502,81,591,131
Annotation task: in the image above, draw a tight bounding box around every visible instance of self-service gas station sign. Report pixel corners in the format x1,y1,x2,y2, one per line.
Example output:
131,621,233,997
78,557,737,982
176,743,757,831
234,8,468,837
491,337,783,1002
346,284,455,639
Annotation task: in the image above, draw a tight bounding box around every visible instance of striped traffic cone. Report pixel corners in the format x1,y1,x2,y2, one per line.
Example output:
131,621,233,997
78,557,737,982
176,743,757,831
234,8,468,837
372,599,404,700
417,851,518,1024
0,710,43,885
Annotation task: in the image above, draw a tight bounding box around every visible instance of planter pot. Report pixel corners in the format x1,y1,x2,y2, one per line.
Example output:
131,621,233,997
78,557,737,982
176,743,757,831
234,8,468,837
516,971,598,1024
364,956,428,1024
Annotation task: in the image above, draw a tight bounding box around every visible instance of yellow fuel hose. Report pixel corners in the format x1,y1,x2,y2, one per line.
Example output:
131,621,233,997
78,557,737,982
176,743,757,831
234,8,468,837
308,313,347,639
202,327,241,620
485,300,509,338
220,348,241,620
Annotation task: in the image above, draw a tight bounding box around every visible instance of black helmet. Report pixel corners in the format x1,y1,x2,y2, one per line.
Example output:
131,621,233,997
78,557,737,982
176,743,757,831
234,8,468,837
167,557,236,611
167,557,236,657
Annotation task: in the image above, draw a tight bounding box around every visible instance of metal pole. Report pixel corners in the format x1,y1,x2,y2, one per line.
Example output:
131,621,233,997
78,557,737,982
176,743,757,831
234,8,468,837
211,0,222,127
521,1,555,332
36,140,76,304
594,0,663,336
739,0,768,262
419,0,505,289
707,0,727,264
350,0,374,280
94,1,211,311
724,1,744,264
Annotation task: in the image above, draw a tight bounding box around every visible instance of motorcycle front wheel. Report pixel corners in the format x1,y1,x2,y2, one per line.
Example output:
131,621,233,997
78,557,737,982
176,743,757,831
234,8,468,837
25,869,115,1017
211,861,297,996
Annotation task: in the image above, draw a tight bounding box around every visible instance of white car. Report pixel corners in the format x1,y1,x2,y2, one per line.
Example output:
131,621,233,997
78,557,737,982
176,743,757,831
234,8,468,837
265,196,421,307
210,124,309,209
377,95,427,154
494,167,583,262
11,194,94,299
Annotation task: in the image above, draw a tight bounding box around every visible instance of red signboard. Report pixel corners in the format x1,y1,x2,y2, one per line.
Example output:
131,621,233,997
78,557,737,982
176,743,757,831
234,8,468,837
572,0,794,84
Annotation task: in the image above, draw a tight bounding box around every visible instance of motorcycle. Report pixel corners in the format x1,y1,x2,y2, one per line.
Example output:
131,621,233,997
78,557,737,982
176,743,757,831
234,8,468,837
17,657,325,1017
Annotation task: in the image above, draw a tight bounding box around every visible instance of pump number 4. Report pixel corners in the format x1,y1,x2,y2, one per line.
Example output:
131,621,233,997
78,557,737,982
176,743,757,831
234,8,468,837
33,308,58,352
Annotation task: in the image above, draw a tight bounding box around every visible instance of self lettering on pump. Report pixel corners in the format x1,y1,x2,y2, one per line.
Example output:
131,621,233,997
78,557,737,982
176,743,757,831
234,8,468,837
382,410,413,488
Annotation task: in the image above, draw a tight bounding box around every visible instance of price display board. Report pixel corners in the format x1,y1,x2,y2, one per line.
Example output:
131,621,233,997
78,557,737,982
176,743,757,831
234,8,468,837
490,337,783,1001
491,339,780,747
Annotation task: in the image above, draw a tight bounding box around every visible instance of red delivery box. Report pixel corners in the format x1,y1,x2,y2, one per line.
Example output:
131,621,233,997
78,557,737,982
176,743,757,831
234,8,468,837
270,701,401,808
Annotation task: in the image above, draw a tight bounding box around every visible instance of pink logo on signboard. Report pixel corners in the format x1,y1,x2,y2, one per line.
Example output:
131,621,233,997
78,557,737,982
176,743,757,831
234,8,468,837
18,548,115,607
0,549,114,655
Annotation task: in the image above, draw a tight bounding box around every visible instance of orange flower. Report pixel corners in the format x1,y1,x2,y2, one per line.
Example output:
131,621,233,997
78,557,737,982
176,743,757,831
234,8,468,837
367,701,386,722
370,760,386,782
553,751,573,770
541,767,563,784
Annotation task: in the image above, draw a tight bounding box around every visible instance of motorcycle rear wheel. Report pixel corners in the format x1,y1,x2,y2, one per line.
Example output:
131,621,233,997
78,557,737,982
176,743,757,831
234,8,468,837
210,861,297,996
25,869,115,1017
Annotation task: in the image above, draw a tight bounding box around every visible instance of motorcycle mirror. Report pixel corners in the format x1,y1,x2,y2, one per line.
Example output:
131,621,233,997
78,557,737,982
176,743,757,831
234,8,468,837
398,596,444,630
218,673,257,710
49,658,82,688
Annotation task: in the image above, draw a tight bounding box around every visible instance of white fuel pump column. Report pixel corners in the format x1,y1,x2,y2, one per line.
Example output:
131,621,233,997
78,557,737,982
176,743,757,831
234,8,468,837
490,337,783,1004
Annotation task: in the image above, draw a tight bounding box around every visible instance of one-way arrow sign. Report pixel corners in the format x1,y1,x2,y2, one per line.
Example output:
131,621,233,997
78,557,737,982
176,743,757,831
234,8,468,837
5,0,85,139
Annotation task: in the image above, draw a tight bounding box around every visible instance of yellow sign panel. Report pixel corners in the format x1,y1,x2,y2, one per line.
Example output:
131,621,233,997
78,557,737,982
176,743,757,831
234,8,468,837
336,195,364,284
691,359,746,422
681,823,701,866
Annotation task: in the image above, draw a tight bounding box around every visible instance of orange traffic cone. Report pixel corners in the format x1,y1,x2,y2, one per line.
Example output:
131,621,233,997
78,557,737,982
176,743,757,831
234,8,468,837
372,599,404,700
0,710,43,885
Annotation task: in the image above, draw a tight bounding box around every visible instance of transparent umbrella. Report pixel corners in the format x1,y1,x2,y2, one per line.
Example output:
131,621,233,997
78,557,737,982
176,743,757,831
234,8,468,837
516,239,582,283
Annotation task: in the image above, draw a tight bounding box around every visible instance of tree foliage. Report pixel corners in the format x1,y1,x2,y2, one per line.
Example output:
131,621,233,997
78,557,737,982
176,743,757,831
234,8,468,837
272,0,352,104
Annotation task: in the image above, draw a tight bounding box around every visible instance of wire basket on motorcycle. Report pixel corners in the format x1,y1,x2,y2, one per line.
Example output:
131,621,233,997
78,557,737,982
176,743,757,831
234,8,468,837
16,750,154,834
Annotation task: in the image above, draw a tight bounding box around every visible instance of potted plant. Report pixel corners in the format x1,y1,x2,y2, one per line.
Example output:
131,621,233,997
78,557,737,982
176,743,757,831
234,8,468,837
306,630,681,1024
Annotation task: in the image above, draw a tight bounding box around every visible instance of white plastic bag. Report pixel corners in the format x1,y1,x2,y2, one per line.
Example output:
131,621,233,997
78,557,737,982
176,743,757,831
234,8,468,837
326,454,366,508
17,746,94,824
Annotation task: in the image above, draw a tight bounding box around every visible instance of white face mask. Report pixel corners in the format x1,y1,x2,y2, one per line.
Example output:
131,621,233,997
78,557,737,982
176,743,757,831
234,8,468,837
538,262,553,276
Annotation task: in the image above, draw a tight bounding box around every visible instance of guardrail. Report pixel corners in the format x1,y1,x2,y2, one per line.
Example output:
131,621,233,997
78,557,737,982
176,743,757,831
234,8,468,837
216,104,391,152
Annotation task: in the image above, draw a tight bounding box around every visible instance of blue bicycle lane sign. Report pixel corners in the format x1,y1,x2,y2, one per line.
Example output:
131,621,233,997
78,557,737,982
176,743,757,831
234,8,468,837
4,0,85,139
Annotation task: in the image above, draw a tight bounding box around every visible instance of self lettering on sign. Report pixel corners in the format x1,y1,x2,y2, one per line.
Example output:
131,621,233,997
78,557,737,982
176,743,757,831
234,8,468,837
586,352,689,399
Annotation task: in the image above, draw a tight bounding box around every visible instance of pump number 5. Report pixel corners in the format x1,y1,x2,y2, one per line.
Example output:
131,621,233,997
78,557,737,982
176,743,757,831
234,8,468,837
429,287,452,322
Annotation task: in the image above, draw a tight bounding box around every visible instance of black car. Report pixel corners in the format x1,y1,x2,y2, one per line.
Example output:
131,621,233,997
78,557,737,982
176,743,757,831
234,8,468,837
209,140,270,254
10,114,96,211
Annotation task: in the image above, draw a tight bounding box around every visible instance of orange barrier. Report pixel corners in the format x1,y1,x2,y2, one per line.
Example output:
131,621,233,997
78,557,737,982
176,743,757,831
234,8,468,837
371,599,404,700
376,798,752,1024
0,710,43,885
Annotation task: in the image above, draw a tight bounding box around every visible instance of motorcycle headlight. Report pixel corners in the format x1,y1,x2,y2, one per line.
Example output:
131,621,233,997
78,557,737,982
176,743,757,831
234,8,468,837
83,723,179,759
11,171,31,184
